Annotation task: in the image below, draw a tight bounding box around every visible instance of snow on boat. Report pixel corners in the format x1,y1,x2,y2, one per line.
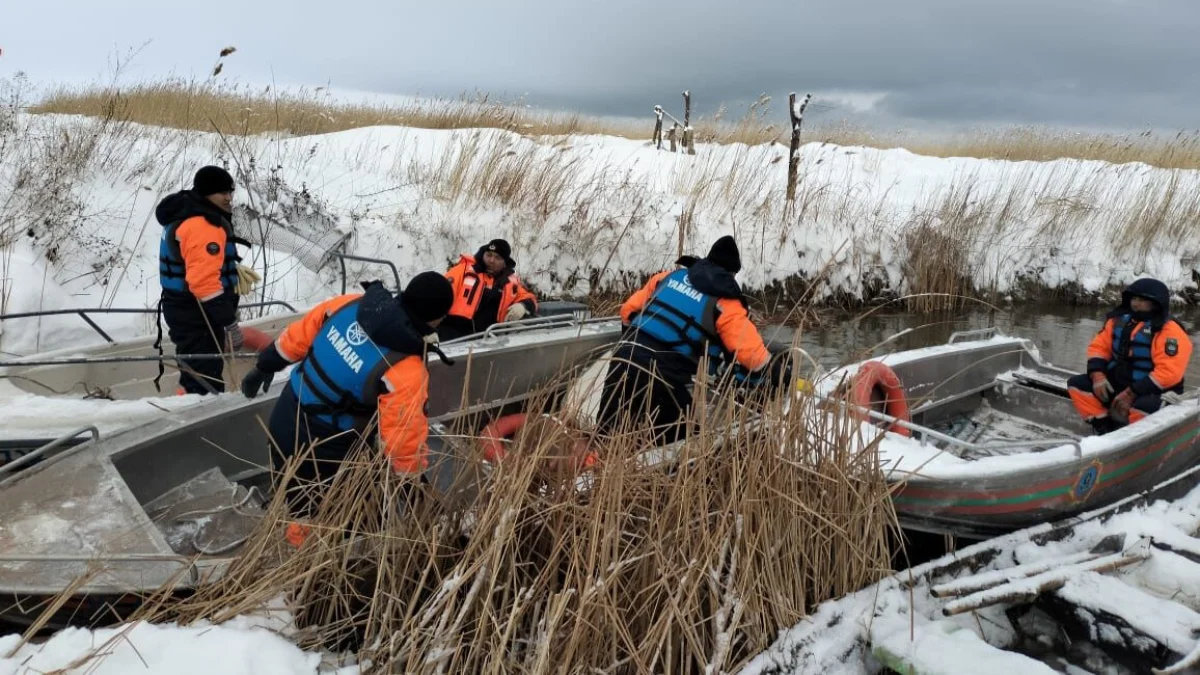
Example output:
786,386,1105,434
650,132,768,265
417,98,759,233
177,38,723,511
0,312,621,630
826,328,1200,539
742,461,1200,675
0,300,593,458
0,300,592,400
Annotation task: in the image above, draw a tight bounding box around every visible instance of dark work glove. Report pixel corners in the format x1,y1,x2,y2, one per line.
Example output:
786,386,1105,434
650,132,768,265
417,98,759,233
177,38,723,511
241,367,274,399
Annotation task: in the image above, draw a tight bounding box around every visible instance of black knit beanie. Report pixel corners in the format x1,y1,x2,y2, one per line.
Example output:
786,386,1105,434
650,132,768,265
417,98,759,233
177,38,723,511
401,271,454,323
705,235,741,274
193,165,235,196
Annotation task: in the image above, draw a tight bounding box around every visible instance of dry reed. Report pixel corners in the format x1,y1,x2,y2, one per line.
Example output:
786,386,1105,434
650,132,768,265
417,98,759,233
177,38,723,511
34,341,897,673
33,80,1200,169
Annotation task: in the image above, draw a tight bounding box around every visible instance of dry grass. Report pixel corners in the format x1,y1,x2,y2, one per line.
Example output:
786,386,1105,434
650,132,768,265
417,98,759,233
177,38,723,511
32,79,1200,169
35,347,898,673
10,68,1200,322
33,80,646,141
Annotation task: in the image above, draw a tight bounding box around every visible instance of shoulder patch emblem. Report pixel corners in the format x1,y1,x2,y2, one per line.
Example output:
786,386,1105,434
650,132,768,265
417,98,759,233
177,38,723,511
1166,338,1179,357
206,242,221,255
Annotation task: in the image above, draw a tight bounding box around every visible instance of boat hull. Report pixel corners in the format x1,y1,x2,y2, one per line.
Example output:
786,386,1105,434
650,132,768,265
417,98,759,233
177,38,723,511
0,316,621,630
834,335,1200,538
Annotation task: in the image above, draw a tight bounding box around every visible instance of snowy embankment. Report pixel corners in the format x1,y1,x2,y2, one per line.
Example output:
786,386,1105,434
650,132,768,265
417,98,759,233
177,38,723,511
4,111,1200,359
0,613,357,675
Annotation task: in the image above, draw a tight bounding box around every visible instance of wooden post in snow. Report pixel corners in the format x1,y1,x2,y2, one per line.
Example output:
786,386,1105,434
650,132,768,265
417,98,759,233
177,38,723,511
653,105,664,150
786,92,812,202
683,91,695,155
669,123,678,152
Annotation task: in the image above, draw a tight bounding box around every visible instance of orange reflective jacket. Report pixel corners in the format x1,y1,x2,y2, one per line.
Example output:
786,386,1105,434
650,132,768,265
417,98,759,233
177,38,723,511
445,255,537,323
274,294,432,474
1087,316,1192,394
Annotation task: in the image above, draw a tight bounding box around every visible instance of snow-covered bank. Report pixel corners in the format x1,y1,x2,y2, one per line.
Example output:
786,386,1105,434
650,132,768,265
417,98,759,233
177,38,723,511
4,110,1200,358
0,616,355,675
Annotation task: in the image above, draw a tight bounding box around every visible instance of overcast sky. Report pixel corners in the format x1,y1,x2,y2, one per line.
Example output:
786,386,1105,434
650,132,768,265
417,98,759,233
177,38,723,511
4,0,1199,133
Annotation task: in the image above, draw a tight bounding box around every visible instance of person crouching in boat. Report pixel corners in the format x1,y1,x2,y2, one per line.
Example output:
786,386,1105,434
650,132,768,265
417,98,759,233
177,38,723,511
595,235,786,444
238,273,454,546
437,238,539,341
1067,278,1193,435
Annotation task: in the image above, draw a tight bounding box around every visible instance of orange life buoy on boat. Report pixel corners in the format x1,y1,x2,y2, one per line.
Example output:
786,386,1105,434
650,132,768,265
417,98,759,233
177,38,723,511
241,326,272,352
850,361,912,437
479,413,599,469
480,413,528,462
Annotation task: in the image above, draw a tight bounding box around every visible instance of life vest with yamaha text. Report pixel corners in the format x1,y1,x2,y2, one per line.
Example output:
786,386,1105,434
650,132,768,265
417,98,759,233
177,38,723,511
289,300,402,431
628,269,727,364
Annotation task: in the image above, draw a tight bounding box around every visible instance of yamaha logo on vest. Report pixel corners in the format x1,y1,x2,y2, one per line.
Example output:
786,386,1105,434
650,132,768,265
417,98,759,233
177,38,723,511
666,275,703,302
346,321,369,346
325,323,366,373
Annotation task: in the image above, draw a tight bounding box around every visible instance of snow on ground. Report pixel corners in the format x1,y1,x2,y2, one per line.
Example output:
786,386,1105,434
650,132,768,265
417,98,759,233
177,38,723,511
5,111,1200,360
741,474,1200,674
4,111,1200,671
0,615,357,675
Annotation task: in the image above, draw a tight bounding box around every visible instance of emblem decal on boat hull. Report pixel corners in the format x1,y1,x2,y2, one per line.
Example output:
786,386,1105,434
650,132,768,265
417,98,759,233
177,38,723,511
1073,461,1102,501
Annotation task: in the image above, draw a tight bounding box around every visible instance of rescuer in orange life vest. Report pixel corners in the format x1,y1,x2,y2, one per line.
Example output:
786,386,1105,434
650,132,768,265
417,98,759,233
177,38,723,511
596,235,790,444
437,239,538,341
239,273,455,546
156,166,252,395
1067,278,1193,435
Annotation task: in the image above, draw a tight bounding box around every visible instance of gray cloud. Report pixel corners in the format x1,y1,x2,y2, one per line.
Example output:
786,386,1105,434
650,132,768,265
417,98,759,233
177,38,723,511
4,0,1198,132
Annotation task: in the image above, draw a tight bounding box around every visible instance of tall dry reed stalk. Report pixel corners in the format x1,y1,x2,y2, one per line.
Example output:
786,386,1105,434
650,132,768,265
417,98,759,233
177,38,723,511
33,342,898,673
33,79,1200,170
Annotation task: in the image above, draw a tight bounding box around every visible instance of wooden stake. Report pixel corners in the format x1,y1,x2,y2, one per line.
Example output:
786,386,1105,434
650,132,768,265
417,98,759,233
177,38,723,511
682,91,695,155
654,107,665,150
786,92,812,202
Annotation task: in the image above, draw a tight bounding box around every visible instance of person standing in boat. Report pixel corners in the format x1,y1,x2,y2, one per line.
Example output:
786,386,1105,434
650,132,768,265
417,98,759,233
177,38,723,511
595,235,784,444
437,239,538,341
238,273,454,547
1067,278,1193,435
156,165,254,395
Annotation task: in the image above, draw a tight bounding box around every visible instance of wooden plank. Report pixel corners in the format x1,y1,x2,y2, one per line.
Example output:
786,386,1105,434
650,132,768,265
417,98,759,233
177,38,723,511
930,550,1102,598
942,549,1149,616
1010,369,1070,394
1056,570,1200,656
870,616,1058,675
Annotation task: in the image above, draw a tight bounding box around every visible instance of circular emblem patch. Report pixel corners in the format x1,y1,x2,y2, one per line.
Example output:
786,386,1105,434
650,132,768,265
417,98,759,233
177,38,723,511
1074,462,1102,501
345,321,369,346
206,242,220,255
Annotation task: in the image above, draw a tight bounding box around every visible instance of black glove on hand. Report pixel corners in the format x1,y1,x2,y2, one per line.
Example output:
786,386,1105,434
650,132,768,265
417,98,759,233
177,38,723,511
241,367,274,399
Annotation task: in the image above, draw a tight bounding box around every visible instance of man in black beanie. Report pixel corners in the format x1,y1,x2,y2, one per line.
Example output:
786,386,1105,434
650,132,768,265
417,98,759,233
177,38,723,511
239,271,455,546
596,235,785,444
155,165,250,394
439,238,539,340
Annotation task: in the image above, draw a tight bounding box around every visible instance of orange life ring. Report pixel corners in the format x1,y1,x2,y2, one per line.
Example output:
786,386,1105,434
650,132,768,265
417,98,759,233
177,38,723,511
850,361,912,437
480,413,528,462
241,326,273,352
479,413,599,469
